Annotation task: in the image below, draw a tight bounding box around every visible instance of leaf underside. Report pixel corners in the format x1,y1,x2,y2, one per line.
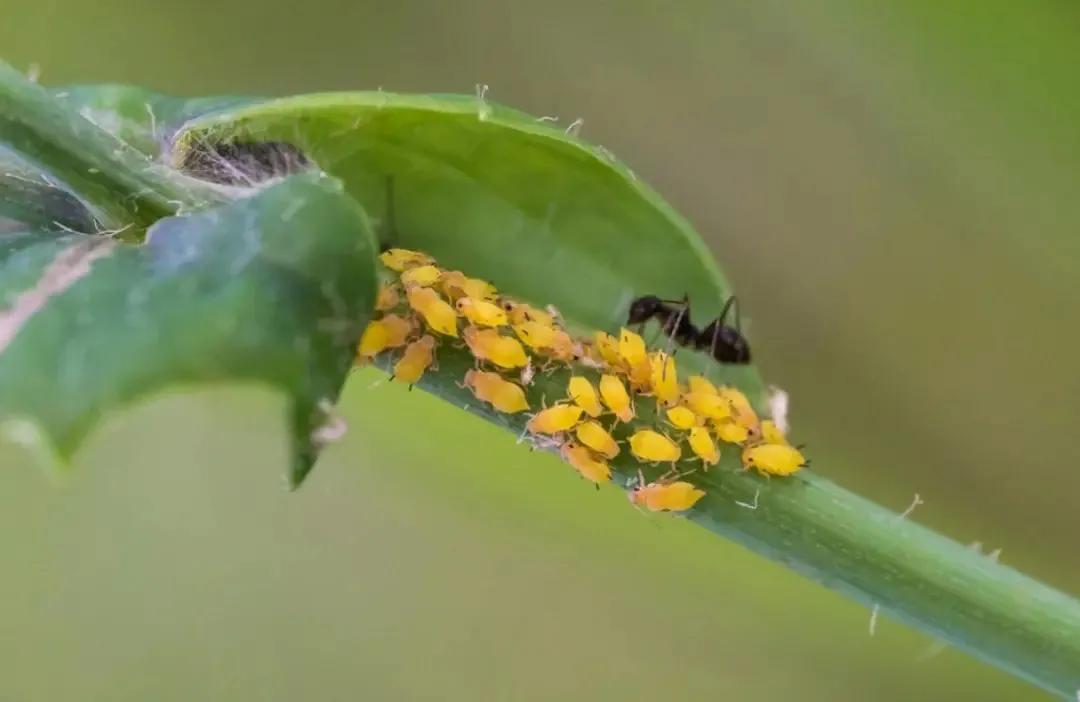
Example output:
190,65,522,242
0,174,377,486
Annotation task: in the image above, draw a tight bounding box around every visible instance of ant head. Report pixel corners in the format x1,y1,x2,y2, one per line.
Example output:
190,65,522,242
627,295,662,324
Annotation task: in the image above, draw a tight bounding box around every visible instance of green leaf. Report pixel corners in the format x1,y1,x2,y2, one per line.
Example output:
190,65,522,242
0,174,377,486
31,84,1080,695
1,148,98,232
167,93,740,339
0,63,225,230
165,91,1080,697
54,84,258,158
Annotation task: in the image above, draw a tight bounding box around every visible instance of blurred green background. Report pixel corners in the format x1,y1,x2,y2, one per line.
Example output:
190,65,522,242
3,1,1079,699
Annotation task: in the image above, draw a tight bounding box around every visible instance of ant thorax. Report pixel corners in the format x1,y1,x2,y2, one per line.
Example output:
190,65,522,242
625,294,751,365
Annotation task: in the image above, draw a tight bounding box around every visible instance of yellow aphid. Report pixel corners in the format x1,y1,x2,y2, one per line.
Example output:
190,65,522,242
665,405,698,430
379,248,435,271
504,300,555,327
618,328,648,367
575,421,620,459
393,335,435,385
649,351,680,404
407,286,459,337
599,374,634,422
688,427,720,466
526,404,584,435
463,326,529,368
437,270,468,299
547,329,579,363
463,370,530,413
742,443,807,476
441,271,498,301
560,441,612,484
687,375,718,396
375,282,400,311
683,391,731,420
719,386,760,428
462,277,497,301
629,429,682,463
622,357,651,391
577,341,607,370
714,419,751,445
593,332,623,368
400,264,441,287
357,314,412,357
513,320,557,350
567,376,603,417
630,480,705,512
761,419,788,445
456,297,508,327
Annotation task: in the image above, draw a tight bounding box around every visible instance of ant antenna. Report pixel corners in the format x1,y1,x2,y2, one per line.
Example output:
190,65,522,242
718,295,741,331
708,314,722,361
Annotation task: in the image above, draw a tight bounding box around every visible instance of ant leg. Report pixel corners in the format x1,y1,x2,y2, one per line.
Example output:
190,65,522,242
664,296,690,356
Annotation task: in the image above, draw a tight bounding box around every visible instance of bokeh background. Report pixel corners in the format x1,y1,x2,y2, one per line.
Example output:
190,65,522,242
3,1,1079,699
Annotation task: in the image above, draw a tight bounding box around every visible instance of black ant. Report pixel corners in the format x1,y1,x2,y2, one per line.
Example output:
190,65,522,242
626,294,751,364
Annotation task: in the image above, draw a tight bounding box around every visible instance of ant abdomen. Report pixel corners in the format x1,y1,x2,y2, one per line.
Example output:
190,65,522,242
698,320,751,364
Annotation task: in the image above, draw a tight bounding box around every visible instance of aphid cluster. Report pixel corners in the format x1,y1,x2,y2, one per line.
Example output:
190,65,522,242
358,248,806,515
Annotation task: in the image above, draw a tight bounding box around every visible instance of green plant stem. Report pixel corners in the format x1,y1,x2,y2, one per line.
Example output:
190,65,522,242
376,345,1080,699
0,62,222,231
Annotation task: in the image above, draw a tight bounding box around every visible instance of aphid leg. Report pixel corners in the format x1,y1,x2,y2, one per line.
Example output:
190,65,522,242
734,487,760,510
